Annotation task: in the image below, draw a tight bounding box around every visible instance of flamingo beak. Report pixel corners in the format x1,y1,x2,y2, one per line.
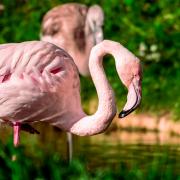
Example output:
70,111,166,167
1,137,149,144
90,21,103,45
119,79,141,118
94,27,103,44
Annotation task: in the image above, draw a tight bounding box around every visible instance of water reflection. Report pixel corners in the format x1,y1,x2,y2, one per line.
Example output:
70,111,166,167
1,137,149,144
89,130,180,145
73,131,180,170
0,123,180,171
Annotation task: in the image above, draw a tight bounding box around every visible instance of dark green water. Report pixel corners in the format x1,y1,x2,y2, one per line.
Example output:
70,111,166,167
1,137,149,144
0,124,180,174
73,132,180,171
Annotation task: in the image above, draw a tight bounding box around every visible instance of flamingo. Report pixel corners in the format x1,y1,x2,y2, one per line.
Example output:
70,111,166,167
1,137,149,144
41,3,104,161
0,40,142,151
41,3,104,76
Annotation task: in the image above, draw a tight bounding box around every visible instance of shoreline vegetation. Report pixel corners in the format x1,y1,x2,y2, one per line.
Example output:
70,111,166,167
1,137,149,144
0,135,180,179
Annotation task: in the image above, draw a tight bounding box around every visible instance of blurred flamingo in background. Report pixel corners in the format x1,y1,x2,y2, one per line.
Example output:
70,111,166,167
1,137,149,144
41,3,104,76
0,40,142,157
41,3,104,161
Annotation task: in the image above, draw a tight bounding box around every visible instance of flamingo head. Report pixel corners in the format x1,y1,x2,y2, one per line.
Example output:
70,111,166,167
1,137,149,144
117,55,142,118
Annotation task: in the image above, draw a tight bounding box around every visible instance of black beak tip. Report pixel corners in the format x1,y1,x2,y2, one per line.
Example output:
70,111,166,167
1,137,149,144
119,108,135,119
118,110,127,118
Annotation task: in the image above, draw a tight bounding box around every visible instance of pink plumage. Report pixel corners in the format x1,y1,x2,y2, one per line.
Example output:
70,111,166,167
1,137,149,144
0,40,142,146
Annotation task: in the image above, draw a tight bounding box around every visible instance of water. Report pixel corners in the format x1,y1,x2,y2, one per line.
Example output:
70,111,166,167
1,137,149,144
0,124,180,173
73,131,180,171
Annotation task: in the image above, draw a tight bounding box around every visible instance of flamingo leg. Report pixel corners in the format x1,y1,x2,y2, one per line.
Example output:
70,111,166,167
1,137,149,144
67,132,73,163
13,122,21,147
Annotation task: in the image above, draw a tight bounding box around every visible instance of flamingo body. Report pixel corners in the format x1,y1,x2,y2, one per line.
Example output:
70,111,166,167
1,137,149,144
0,40,142,146
0,41,81,124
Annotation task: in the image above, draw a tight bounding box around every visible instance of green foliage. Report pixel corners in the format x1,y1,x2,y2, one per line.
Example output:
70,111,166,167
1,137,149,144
0,0,179,118
0,141,179,180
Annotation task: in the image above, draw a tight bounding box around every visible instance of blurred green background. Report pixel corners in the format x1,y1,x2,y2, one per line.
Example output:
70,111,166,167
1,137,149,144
0,0,180,179
0,0,179,118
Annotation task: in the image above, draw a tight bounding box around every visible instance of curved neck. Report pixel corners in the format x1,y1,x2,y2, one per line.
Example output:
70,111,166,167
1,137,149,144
89,42,117,119
73,24,94,76
70,40,118,136
70,33,93,76
73,14,97,76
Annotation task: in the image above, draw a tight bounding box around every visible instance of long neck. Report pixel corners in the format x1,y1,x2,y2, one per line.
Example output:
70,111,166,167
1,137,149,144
72,32,94,76
72,22,95,76
69,40,118,136
75,13,98,76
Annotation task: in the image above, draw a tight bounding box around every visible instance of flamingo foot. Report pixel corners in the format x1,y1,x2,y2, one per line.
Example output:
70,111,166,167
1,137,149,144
13,122,21,147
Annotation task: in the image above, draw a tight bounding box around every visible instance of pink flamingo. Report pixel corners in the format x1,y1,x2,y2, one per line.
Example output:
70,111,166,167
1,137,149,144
41,3,104,76
0,40,142,149
41,3,104,160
